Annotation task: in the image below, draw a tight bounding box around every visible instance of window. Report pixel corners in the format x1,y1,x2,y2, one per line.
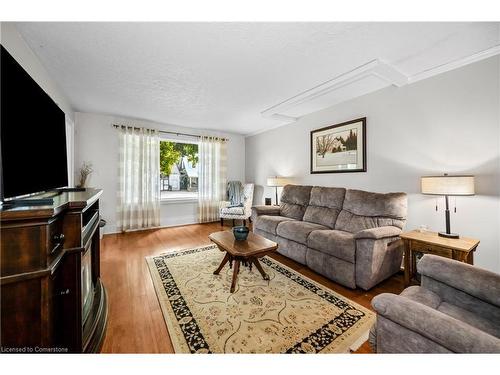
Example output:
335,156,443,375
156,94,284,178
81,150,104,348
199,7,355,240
159,140,199,201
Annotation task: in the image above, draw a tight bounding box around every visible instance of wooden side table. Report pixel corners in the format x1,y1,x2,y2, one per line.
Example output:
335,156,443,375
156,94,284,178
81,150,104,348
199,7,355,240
400,230,480,286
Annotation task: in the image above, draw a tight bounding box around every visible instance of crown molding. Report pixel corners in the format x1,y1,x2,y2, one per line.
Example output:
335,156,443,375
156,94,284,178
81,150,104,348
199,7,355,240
245,117,296,137
250,44,500,138
264,113,298,122
408,44,500,83
260,59,407,121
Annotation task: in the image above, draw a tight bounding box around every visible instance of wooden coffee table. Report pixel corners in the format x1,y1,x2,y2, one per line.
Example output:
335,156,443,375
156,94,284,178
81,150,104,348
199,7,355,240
209,230,278,293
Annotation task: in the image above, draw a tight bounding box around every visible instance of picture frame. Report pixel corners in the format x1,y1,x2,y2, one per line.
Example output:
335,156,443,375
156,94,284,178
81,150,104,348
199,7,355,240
310,117,366,174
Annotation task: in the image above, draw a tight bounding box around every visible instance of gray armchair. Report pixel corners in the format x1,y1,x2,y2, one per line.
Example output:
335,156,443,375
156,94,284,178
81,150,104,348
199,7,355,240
370,254,500,353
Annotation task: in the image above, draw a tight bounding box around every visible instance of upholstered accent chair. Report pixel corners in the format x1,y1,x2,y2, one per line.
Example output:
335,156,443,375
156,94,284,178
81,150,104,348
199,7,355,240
370,255,500,353
252,185,407,290
220,183,254,227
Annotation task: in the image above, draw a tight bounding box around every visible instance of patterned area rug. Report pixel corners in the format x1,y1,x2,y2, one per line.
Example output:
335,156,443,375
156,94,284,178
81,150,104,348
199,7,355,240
146,244,375,353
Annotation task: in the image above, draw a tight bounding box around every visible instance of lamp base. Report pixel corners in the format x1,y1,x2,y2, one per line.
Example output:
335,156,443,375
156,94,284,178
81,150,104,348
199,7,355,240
438,231,460,239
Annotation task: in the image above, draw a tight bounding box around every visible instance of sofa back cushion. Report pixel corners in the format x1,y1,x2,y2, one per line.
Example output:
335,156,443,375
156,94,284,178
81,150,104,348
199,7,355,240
335,189,407,233
279,185,313,220
303,187,346,228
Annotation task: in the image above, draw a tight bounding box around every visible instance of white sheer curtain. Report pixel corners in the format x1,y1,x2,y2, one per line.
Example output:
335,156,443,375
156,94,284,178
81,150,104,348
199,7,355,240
117,126,160,231
198,136,227,222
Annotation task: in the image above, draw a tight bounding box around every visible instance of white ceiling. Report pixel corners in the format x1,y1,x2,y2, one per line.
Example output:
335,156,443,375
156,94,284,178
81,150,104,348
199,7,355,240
15,22,500,135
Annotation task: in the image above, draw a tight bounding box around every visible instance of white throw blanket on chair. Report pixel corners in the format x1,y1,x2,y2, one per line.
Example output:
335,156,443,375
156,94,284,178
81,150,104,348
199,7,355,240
117,126,160,231
198,135,227,222
227,180,244,207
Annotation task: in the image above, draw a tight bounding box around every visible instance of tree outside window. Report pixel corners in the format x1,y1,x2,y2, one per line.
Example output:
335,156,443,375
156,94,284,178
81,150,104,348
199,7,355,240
160,141,199,199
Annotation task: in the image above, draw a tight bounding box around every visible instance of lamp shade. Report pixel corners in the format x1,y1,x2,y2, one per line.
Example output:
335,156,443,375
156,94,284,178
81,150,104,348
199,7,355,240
421,175,475,196
267,177,289,187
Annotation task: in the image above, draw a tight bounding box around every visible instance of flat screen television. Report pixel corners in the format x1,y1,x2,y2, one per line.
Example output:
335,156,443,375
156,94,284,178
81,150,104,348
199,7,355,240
1,45,68,202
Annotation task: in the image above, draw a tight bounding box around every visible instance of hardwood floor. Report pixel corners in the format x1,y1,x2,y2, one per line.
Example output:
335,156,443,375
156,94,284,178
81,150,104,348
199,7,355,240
99,222,405,353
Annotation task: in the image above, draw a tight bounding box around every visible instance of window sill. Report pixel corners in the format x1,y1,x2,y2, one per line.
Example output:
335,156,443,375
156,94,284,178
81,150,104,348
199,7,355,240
161,197,198,205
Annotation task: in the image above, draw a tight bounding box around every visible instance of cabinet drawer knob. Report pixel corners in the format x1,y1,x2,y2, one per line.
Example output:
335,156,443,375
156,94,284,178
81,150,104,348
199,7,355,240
59,289,70,296
53,233,65,244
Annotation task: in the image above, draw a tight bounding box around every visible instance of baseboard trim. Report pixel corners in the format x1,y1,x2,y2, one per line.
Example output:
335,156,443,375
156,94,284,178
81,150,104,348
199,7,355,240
102,220,222,236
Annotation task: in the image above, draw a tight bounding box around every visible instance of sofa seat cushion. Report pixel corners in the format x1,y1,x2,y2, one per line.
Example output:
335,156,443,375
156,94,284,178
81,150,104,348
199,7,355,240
335,211,406,234
307,230,355,263
400,286,442,309
254,215,296,235
276,221,328,245
438,302,500,339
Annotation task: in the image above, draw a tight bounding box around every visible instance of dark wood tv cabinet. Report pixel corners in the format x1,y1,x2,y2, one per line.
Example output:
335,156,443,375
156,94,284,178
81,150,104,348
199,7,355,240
0,188,108,353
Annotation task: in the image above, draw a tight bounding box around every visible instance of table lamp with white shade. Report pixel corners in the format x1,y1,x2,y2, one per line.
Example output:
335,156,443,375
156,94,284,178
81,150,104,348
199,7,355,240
267,177,290,205
421,174,475,239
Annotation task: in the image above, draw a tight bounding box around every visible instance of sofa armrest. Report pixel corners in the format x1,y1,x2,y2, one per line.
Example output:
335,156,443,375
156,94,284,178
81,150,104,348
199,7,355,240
354,226,401,240
418,254,500,307
251,205,281,225
251,205,280,217
372,293,500,353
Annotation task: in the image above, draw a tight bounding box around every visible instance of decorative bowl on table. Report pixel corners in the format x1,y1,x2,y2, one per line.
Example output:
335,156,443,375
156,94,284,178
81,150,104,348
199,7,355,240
232,226,249,241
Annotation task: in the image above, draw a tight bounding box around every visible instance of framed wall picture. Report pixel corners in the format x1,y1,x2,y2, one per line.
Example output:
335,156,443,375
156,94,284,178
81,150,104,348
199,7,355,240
310,117,366,174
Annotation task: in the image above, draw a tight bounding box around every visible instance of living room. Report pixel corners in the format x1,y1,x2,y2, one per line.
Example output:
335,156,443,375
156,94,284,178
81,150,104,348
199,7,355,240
1,1,499,373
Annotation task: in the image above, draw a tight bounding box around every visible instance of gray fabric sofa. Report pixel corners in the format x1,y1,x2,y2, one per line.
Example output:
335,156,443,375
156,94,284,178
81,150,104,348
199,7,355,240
251,185,407,290
370,254,500,353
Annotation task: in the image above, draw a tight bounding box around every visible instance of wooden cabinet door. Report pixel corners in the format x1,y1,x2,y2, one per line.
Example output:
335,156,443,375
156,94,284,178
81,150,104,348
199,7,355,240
52,251,83,353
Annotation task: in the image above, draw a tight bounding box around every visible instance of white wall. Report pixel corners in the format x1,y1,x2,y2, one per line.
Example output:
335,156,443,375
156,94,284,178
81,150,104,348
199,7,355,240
1,23,74,120
1,22,75,184
74,112,246,233
245,56,500,273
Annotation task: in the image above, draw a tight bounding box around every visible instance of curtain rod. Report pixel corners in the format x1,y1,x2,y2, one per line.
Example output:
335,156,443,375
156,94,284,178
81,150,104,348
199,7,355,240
112,124,228,141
